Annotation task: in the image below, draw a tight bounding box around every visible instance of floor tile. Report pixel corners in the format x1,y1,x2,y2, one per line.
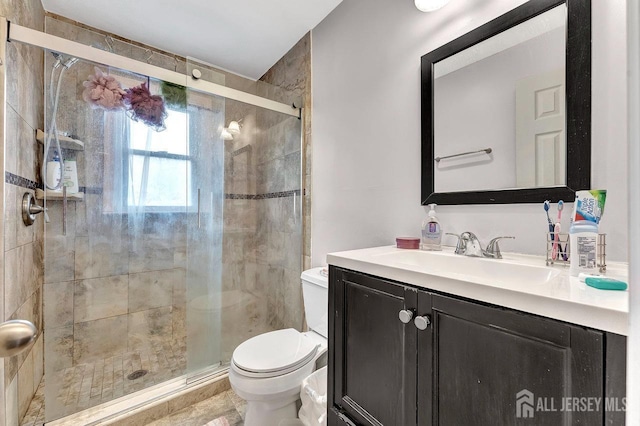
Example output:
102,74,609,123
20,338,186,425
145,391,244,426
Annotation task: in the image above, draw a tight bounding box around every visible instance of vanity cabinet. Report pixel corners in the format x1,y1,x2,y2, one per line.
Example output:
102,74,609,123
328,268,418,426
328,266,627,426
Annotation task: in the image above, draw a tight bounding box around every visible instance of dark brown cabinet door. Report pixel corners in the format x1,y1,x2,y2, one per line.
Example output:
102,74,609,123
419,294,604,426
329,267,418,426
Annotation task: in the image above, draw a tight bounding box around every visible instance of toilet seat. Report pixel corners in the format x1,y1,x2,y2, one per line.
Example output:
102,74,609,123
232,328,319,378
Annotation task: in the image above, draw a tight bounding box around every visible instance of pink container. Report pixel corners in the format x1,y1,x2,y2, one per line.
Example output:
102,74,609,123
396,237,420,249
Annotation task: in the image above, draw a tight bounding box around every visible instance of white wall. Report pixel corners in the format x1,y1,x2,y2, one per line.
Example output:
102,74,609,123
312,0,628,265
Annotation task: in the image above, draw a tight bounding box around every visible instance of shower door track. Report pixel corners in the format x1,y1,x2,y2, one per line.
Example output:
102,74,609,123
5,19,302,118
45,365,230,426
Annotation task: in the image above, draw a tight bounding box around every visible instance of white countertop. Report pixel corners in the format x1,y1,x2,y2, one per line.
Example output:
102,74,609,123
327,246,629,336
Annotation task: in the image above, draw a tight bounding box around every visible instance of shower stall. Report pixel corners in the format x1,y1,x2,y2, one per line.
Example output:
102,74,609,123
5,17,303,425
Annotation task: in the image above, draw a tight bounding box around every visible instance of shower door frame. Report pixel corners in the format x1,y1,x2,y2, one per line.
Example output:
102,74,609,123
7,21,301,118
1,16,304,425
0,16,8,426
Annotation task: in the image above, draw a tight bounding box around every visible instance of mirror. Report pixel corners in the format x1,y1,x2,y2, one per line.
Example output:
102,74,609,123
421,0,591,205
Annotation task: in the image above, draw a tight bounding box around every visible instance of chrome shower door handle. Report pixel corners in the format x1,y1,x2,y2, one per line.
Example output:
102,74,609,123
0,320,38,358
293,191,297,225
62,186,67,236
197,188,201,229
209,191,214,229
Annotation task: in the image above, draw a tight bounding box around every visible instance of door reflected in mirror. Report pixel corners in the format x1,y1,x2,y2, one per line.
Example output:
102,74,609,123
433,4,567,193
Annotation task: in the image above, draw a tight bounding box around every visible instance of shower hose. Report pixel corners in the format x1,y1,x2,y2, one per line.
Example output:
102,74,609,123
41,56,73,191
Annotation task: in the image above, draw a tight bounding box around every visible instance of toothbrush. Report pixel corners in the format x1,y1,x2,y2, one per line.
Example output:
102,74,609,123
556,200,564,223
552,223,560,260
555,200,568,261
544,200,554,239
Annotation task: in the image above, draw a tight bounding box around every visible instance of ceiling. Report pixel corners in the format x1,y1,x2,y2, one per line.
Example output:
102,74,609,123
40,0,343,80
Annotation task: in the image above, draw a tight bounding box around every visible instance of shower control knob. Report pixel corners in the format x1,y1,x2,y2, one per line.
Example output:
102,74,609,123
192,69,202,80
398,310,414,324
414,315,431,330
22,193,46,226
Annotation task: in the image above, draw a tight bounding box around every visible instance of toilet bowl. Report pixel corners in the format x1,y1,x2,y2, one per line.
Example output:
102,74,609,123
229,267,328,426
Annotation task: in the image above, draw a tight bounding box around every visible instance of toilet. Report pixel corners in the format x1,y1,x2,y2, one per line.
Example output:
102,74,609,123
229,267,328,426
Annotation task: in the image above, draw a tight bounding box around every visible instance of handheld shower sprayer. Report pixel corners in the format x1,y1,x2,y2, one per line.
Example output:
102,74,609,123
42,51,79,191
62,57,78,69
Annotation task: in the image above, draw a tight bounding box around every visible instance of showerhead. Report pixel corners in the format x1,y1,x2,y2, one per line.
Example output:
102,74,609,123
63,57,78,68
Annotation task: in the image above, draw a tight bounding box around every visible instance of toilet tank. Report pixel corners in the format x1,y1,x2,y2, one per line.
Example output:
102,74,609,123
301,267,328,338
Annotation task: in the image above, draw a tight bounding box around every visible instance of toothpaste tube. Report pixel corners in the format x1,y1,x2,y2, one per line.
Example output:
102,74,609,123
572,190,607,224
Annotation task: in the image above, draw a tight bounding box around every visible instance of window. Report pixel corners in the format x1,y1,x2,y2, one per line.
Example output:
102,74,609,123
127,110,192,210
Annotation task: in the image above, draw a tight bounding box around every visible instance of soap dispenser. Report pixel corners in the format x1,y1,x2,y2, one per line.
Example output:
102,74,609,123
421,203,442,251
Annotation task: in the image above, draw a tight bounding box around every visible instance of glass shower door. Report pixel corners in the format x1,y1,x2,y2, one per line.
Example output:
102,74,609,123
183,58,305,375
43,54,195,421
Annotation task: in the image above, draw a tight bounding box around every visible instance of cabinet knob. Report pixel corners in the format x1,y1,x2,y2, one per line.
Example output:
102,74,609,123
398,309,414,324
414,315,431,330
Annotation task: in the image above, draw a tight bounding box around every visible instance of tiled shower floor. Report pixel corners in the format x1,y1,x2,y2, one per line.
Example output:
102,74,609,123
20,338,186,425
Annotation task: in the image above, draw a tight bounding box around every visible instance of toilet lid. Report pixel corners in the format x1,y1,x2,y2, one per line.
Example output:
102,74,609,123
232,328,318,375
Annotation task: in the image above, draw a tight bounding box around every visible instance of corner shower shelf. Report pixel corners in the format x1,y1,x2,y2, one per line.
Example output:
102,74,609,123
35,189,84,201
36,129,85,151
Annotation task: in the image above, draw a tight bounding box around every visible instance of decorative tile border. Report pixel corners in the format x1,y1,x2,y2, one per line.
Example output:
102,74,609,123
80,186,103,195
225,189,300,200
4,172,298,201
5,172,43,190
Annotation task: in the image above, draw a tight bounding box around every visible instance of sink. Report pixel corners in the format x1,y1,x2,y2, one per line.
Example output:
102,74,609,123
372,249,561,287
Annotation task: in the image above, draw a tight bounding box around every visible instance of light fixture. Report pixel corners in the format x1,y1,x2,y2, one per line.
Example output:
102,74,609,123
221,128,234,141
415,0,450,12
227,120,241,136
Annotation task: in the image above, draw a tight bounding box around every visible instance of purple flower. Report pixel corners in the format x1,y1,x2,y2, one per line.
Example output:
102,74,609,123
123,82,167,131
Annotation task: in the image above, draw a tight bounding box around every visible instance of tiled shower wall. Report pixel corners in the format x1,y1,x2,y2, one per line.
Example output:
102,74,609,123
260,33,312,272
222,100,303,334
259,34,312,329
221,38,310,332
1,0,46,424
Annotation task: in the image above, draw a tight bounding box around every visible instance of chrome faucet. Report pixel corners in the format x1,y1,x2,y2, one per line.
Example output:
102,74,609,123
460,231,484,257
446,232,515,259
484,236,515,259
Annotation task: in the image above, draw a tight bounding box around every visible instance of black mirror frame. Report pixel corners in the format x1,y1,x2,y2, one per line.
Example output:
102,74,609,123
421,0,591,205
